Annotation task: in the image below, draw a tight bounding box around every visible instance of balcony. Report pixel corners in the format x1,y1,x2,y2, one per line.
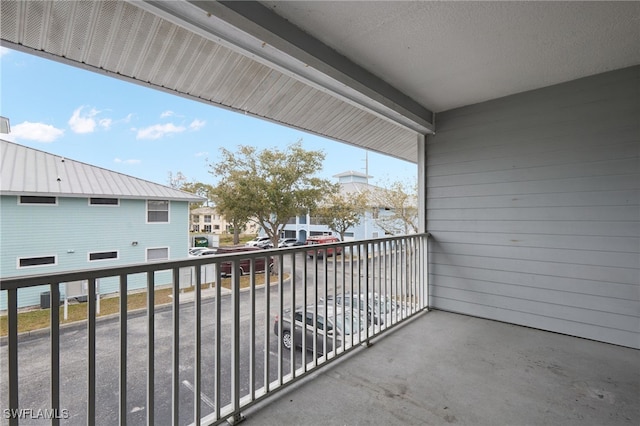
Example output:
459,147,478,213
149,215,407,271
2,233,638,425
1,234,430,425
242,310,640,425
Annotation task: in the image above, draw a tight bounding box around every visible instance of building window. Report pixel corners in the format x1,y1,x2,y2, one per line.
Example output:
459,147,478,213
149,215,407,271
89,251,118,261
192,225,200,232
19,196,57,205
213,224,220,230
204,215,211,223
147,247,169,262
204,225,212,233
147,200,169,223
89,198,119,206
18,255,56,268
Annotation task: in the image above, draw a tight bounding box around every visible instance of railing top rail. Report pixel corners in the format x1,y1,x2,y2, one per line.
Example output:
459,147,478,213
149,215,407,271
0,233,430,291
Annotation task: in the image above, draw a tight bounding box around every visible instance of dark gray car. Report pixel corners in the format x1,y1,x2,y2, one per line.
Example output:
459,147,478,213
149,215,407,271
274,305,363,355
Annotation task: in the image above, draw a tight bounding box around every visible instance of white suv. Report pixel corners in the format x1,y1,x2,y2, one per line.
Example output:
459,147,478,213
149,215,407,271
246,236,271,247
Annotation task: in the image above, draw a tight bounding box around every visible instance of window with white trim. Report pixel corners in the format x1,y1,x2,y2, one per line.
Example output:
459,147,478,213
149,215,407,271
147,200,169,223
19,196,57,205
18,255,56,268
147,247,169,262
89,251,118,261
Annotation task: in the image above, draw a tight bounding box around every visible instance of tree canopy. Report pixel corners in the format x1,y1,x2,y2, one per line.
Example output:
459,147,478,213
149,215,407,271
370,180,418,235
168,171,215,209
314,190,368,241
209,141,337,246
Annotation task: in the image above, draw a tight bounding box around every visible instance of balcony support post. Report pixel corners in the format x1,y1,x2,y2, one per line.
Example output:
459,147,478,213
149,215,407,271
230,262,244,424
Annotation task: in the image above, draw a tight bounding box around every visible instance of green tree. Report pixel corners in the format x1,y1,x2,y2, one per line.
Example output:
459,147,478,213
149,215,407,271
167,172,215,209
315,190,368,241
209,178,253,244
209,141,336,248
370,180,418,235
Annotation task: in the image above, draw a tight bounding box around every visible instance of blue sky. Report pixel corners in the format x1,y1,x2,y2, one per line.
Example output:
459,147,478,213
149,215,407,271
0,47,416,188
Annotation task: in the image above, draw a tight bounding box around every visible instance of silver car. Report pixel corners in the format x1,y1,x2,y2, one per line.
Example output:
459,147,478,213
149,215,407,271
274,305,364,355
329,292,405,326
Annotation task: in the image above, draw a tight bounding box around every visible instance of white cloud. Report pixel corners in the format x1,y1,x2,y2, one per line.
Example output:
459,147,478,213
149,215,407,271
11,121,64,143
0,47,10,57
195,151,209,157
99,118,112,130
136,123,185,140
68,106,102,134
161,110,175,118
189,119,206,131
114,158,141,165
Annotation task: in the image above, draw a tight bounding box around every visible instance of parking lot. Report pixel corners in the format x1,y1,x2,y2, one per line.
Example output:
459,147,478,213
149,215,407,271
1,253,381,425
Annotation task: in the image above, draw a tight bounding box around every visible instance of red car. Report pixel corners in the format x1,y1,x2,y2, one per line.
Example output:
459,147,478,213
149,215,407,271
215,246,274,276
306,235,342,259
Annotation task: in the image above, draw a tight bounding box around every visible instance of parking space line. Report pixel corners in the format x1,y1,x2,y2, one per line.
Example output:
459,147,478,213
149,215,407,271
181,380,216,409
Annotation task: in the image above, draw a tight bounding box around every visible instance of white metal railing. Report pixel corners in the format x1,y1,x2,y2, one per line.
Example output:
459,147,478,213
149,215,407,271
0,233,429,425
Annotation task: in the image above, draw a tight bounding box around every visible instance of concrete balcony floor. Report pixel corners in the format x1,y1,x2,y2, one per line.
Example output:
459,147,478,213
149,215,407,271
243,310,639,426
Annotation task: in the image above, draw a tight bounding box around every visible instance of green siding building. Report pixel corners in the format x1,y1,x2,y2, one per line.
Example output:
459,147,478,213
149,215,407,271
0,139,203,309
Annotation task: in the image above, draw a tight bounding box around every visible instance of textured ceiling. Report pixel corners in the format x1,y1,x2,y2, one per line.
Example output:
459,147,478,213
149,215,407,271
261,1,640,112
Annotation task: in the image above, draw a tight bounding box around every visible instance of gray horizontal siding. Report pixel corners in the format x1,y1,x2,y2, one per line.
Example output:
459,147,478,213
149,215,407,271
427,66,640,348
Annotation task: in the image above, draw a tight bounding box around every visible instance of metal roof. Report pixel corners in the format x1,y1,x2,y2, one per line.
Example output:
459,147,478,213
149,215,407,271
0,139,203,201
1,1,638,164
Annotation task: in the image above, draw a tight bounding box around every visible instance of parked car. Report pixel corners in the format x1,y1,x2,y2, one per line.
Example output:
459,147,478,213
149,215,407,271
189,247,211,256
256,239,275,249
215,245,274,276
274,304,364,355
245,236,271,247
306,235,342,258
190,248,217,257
278,238,301,247
329,292,402,326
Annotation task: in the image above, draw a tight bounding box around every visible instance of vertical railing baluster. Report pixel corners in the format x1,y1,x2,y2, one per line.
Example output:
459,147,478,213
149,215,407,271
231,261,241,421
425,234,430,310
364,242,370,344
391,240,397,324
7,288,18,426
332,245,337,356
119,275,128,426
50,283,60,426
172,268,180,425
214,265,221,421
263,257,270,393
87,278,96,425
323,251,328,358
194,265,202,424
302,250,307,369
277,255,284,384
313,249,318,364
340,247,346,353
376,241,382,333
289,252,296,376
249,258,255,399
147,272,155,426
350,244,355,348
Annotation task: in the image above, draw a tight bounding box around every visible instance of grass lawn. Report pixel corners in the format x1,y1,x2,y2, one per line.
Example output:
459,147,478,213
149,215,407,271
0,272,285,337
